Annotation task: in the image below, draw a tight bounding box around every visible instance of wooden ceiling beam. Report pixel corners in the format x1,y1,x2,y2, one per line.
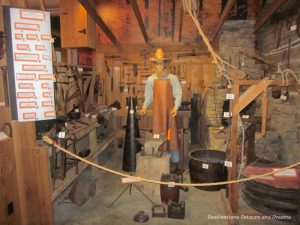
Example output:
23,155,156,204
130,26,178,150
128,0,149,43
211,0,235,43
77,0,118,46
97,43,214,54
254,0,288,33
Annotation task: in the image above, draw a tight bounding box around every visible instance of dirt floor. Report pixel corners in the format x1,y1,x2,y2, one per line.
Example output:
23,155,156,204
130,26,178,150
54,145,292,225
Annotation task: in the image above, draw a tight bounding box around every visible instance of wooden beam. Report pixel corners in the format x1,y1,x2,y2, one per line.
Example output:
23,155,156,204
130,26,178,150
234,79,283,86
221,190,237,225
254,0,288,33
261,90,267,136
239,51,278,67
211,0,235,42
77,0,118,46
233,79,273,116
128,0,148,43
97,43,212,54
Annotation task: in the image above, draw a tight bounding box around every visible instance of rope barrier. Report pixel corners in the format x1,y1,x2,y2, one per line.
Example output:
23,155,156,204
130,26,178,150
43,135,300,187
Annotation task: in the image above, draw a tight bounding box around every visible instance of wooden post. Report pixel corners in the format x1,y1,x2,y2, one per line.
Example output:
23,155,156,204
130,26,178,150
228,83,240,213
261,91,268,136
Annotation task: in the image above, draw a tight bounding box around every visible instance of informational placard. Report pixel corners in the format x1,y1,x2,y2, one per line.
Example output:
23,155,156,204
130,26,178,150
4,7,55,122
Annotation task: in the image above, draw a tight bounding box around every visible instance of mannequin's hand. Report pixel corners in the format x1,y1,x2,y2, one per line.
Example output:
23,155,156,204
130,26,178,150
140,107,146,116
170,107,178,117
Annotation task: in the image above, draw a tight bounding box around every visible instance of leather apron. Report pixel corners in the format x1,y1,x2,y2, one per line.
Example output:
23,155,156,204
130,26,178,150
152,79,179,151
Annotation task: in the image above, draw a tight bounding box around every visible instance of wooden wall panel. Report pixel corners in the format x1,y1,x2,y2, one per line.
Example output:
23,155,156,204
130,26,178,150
60,0,96,48
0,138,22,225
101,53,215,111
95,0,222,45
12,121,53,225
257,15,300,71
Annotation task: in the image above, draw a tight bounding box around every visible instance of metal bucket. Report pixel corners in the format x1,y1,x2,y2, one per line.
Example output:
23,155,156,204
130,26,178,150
189,149,227,191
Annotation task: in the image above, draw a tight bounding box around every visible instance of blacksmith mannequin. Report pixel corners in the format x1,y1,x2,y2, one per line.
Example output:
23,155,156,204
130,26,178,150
140,48,182,172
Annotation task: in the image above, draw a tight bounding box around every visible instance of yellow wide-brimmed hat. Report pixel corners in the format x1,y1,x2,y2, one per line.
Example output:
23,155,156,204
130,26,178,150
150,48,171,62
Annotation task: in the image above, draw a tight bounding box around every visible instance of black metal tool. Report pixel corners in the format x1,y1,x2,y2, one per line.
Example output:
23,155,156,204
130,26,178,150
0,31,7,60
171,0,176,41
133,64,138,76
1,66,9,107
158,0,162,36
144,0,149,9
152,204,166,218
167,201,185,219
287,38,291,68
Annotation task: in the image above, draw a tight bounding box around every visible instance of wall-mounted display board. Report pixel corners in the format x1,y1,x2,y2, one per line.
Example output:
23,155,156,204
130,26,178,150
4,6,56,122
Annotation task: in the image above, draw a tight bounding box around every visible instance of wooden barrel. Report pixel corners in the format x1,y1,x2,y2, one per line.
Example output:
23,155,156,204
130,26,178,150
189,149,227,191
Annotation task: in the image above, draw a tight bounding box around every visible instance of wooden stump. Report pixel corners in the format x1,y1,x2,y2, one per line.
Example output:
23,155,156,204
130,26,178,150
136,153,170,196
68,169,96,206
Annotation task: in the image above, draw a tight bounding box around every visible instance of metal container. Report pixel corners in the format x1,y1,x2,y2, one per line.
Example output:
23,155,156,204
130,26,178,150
160,173,179,203
189,149,227,191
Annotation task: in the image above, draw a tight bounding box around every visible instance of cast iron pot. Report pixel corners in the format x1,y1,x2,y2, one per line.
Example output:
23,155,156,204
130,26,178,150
189,149,228,191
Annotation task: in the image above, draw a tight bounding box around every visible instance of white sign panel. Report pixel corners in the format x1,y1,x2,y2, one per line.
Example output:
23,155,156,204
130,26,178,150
4,7,55,121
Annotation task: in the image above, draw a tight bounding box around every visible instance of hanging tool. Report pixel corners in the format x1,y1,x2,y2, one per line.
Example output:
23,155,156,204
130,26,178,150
0,31,7,60
171,0,176,41
140,50,149,68
144,16,149,30
144,0,149,9
163,0,169,38
158,0,162,36
1,66,9,107
287,38,291,69
200,0,203,10
275,21,283,48
133,64,138,77
119,82,125,93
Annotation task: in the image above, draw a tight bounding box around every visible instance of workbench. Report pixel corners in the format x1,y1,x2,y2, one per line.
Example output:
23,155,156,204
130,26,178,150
50,111,116,201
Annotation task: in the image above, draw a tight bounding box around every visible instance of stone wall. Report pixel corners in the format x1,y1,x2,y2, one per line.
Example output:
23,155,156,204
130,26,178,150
204,20,263,150
204,20,300,165
256,9,300,164
268,91,300,164
219,20,264,79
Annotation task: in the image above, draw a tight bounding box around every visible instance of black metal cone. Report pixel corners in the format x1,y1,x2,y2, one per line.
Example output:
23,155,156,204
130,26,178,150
122,97,141,172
